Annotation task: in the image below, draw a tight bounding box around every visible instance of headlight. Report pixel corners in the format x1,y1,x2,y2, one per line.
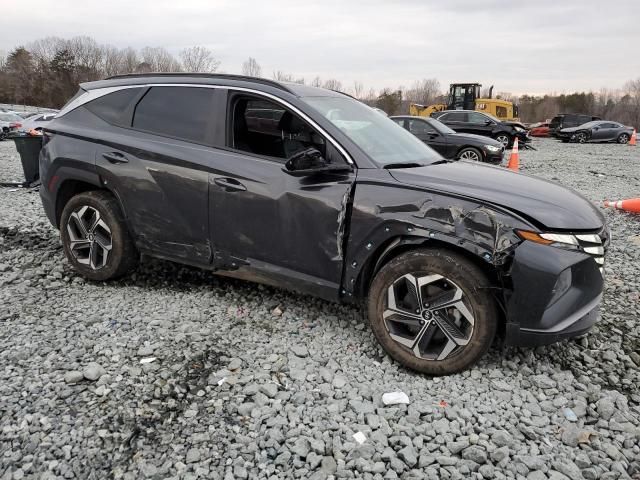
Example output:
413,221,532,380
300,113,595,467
514,127,525,133
485,145,501,152
516,230,579,248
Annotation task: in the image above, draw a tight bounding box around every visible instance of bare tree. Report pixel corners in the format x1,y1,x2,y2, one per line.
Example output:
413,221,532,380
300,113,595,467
180,46,220,73
241,57,262,77
102,46,126,77
140,46,182,72
351,81,364,99
121,47,139,74
310,76,322,87
323,78,342,91
405,78,441,106
622,78,640,128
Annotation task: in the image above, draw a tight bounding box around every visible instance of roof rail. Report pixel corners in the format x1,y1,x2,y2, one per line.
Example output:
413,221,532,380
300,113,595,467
105,72,293,93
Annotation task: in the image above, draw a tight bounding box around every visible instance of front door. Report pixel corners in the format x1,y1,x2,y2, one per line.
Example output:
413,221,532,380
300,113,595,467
209,92,356,300
406,119,448,157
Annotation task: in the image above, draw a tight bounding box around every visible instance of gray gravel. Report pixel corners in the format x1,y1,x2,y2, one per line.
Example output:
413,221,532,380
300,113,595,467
1,137,639,479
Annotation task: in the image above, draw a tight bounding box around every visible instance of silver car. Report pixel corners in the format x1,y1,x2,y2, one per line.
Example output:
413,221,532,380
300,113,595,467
558,120,635,144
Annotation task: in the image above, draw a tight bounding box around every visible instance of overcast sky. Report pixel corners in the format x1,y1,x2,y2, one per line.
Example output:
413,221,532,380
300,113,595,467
3,0,638,95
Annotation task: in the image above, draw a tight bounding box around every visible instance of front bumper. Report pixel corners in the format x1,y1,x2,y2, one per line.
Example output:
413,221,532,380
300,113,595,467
484,147,505,164
504,238,605,347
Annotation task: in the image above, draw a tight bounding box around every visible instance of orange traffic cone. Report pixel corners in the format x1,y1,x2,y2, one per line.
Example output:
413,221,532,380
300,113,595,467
603,198,640,214
507,137,519,171
629,129,637,146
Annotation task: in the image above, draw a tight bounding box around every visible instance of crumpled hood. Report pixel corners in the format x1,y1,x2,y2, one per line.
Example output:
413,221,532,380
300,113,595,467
560,126,581,133
389,162,604,230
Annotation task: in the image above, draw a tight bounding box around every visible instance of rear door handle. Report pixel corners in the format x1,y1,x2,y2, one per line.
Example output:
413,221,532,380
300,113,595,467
102,152,128,164
214,177,246,192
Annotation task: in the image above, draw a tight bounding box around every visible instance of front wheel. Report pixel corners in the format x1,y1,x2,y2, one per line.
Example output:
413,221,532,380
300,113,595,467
617,133,630,144
367,249,498,375
60,190,138,281
457,147,483,162
575,131,588,143
495,133,511,147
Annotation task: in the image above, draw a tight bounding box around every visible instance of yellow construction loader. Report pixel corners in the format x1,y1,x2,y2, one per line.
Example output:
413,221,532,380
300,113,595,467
409,83,519,121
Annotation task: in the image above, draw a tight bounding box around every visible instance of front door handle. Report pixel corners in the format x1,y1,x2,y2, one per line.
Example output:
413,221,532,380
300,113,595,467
214,177,246,192
102,152,129,164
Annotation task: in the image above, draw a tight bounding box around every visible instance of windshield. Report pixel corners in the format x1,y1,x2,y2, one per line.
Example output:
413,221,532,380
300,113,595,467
303,96,442,166
428,118,456,134
0,113,22,122
578,121,600,128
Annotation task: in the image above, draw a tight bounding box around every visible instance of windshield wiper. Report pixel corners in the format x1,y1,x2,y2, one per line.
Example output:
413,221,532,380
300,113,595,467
383,162,424,169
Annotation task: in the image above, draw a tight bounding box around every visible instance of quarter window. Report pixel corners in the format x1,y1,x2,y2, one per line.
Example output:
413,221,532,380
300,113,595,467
132,86,217,145
85,88,142,126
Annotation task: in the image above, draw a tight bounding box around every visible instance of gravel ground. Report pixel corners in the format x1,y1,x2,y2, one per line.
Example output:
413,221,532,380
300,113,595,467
0,137,639,480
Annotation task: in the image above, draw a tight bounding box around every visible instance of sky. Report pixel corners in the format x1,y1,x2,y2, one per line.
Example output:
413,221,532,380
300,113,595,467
3,0,639,95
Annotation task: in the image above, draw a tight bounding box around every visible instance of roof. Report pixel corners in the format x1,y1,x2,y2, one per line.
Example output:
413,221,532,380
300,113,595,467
81,73,346,98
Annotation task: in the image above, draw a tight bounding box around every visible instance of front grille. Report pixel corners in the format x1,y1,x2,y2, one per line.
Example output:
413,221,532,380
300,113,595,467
576,228,608,276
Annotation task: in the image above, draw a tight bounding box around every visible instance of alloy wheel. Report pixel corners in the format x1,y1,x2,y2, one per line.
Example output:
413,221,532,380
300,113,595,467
66,205,113,270
576,133,587,143
383,273,475,361
459,150,481,161
618,134,629,144
496,135,509,146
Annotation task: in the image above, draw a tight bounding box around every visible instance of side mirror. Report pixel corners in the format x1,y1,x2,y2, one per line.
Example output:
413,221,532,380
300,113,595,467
485,120,493,125
283,148,351,177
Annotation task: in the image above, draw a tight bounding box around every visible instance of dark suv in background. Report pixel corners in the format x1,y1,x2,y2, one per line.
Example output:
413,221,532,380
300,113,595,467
39,74,608,375
431,110,529,147
549,113,601,137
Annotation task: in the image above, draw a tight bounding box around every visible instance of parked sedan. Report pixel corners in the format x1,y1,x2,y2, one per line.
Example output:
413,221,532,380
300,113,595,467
528,121,550,137
391,115,505,163
431,110,530,147
17,112,57,133
556,120,635,144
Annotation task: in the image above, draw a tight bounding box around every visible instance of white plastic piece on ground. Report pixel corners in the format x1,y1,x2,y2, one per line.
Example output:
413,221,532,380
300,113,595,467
352,431,367,444
217,377,227,386
382,391,410,406
139,357,157,364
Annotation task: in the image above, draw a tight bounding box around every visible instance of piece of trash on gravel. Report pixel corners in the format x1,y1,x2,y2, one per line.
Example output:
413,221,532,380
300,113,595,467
352,431,367,444
140,357,157,364
217,376,227,386
272,306,283,316
382,391,410,406
563,407,578,422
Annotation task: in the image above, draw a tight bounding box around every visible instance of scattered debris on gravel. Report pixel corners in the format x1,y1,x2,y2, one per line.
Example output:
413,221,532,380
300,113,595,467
1,138,639,479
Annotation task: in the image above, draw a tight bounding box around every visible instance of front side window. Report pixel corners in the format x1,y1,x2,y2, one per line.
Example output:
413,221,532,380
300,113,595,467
304,96,441,166
230,95,325,161
133,86,217,145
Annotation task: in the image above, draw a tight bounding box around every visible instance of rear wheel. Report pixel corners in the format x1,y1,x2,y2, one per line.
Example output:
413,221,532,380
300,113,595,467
457,147,483,162
367,249,498,375
617,133,630,144
495,133,510,147
60,190,138,281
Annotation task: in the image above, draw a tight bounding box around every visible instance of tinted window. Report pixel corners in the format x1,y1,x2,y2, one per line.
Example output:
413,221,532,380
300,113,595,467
599,122,617,128
578,115,591,124
86,88,142,126
392,118,405,128
408,119,437,135
133,86,217,145
441,112,466,122
468,112,490,124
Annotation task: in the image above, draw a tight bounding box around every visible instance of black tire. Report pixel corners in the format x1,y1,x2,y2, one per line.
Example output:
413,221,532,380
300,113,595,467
367,248,498,375
617,133,630,144
494,133,511,147
575,131,588,143
457,147,483,162
60,190,138,281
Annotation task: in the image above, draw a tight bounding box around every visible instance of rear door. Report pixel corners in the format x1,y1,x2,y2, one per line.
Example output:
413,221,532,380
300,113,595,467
594,122,618,141
92,85,225,264
208,90,356,300
438,111,467,133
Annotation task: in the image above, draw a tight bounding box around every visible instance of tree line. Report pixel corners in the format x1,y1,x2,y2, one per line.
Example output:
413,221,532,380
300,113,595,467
1,36,638,126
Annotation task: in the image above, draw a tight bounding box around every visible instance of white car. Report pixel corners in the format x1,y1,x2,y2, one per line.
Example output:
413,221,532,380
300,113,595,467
17,112,57,133
0,112,23,140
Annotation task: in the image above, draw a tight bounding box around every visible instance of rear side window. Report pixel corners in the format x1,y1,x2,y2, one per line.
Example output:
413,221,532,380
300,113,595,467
133,86,217,145
85,88,142,126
